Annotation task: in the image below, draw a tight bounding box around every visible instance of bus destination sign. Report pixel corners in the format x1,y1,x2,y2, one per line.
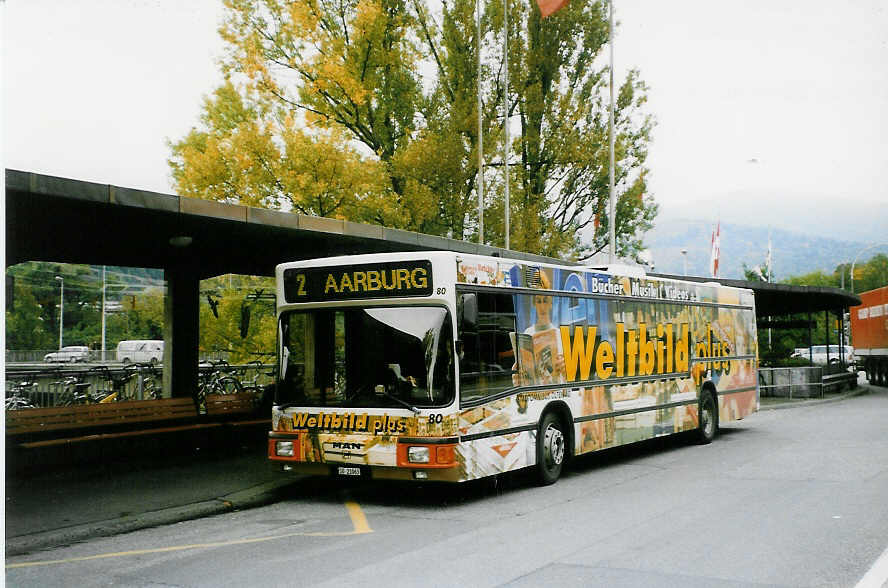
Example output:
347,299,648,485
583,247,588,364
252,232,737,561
283,261,433,303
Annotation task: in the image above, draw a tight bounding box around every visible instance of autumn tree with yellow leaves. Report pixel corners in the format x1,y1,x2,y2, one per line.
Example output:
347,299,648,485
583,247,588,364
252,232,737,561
169,0,656,259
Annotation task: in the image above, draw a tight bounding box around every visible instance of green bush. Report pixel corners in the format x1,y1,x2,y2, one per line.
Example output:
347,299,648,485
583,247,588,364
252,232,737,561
762,356,812,368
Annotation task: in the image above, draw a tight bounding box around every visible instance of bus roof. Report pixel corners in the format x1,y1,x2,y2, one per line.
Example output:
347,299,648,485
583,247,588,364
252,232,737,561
276,251,755,308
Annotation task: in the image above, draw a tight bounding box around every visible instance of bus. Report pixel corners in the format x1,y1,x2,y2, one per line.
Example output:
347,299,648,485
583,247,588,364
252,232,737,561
268,251,759,484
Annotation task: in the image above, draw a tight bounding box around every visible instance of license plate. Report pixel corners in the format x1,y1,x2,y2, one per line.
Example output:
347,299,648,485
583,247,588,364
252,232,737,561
337,466,362,476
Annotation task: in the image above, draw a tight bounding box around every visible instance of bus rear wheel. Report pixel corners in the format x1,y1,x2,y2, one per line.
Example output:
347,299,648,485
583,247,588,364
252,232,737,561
536,412,566,485
697,389,718,444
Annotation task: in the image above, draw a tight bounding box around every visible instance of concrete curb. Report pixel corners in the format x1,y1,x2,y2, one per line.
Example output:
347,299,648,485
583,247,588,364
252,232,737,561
758,385,871,411
5,478,300,557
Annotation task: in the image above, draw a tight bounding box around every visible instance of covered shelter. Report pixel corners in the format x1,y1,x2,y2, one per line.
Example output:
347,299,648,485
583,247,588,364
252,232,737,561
7,169,861,394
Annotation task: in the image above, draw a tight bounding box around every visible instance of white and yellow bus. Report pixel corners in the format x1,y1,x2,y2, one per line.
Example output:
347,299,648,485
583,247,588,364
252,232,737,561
268,251,758,484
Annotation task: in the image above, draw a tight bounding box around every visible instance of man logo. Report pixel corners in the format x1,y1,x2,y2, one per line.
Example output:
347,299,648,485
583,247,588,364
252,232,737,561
331,442,363,450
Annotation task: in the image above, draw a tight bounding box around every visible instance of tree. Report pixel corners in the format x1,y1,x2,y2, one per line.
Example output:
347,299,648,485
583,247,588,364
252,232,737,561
121,288,165,341
199,275,277,364
5,263,171,352
5,262,100,349
169,0,657,259
782,254,888,293
853,253,888,293
169,83,391,223
483,1,656,257
407,0,657,255
5,284,55,350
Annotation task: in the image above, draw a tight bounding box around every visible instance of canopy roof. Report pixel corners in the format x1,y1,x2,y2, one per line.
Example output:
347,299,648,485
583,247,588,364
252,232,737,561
652,273,860,317
6,169,859,316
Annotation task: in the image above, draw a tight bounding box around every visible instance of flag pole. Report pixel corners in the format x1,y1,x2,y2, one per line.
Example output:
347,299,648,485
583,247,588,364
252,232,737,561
101,265,106,362
504,0,510,251
607,0,616,264
768,227,772,349
477,0,484,244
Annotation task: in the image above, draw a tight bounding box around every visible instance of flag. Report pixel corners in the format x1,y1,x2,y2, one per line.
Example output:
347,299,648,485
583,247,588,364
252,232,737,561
709,222,720,278
537,0,569,18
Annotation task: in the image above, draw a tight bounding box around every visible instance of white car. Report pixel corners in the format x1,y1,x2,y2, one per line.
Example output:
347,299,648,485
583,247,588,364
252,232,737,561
44,345,90,363
792,345,853,365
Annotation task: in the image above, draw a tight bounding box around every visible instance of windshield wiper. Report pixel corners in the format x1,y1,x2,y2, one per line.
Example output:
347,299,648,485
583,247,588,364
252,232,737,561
379,387,420,414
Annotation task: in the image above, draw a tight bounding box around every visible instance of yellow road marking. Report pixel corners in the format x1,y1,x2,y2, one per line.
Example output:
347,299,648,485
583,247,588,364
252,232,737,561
344,500,372,534
7,499,372,570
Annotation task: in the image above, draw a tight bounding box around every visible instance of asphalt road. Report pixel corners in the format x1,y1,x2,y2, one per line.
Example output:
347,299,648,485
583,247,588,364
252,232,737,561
7,385,888,588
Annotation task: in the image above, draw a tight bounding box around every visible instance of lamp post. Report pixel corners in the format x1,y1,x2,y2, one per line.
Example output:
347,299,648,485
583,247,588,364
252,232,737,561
851,242,888,293
101,266,106,362
607,0,616,263
503,0,509,251
55,275,64,349
681,248,688,276
476,0,483,244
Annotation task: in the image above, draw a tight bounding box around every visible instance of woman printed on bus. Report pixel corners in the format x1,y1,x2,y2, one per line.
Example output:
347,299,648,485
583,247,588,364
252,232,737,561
511,270,566,387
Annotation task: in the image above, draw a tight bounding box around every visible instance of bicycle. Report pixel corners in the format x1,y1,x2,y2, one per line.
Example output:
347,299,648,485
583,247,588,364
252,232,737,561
132,362,163,400
241,359,276,408
197,359,243,400
53,373,101,406
90,365,139,402
194,359,243,414
5,378,38,410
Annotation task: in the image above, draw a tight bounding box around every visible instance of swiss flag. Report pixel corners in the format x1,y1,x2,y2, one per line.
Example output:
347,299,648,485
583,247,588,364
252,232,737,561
709,222,721,278
537,0,569,18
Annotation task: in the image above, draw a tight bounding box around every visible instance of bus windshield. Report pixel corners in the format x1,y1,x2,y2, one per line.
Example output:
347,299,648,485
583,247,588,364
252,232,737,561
277,306,455,409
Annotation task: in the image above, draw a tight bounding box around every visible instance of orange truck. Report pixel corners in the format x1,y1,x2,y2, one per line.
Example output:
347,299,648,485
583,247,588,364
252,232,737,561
850,285,888,386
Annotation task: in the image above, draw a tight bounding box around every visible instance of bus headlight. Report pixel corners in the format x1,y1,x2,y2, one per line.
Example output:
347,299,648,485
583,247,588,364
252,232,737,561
276,441,295,457
407,446,430,463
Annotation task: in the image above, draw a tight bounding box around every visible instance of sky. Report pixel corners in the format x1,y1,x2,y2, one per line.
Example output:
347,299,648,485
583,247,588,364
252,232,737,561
613,1,888,242
3,0,887,244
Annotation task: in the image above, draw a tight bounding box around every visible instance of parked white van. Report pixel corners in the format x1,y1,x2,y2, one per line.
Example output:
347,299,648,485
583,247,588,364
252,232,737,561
116,340,164,364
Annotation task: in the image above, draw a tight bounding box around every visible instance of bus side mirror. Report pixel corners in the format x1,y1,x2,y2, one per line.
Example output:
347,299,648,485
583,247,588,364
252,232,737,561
459,293,478,331
278,322,289,379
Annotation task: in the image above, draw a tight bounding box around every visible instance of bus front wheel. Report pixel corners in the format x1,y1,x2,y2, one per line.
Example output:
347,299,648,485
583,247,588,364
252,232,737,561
536,412,566,485
697,389,718,444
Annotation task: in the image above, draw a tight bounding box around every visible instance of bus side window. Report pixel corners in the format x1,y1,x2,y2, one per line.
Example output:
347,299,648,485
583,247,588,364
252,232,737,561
280,313,311,404
459,318,481,379
458,293,516,403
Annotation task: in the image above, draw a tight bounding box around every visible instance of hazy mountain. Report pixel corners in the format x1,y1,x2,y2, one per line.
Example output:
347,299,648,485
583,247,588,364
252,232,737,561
643,218,873,280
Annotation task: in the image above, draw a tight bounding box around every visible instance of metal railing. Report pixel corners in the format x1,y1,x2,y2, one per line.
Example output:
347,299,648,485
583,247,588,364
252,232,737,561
5,362,275,410
758,367,823,399
4,365,164,408
5,350,232,364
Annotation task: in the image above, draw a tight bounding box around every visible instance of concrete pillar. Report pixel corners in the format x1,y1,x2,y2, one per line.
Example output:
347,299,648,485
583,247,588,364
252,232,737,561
163,267,199,399
839,310,845,367
807,312,813,364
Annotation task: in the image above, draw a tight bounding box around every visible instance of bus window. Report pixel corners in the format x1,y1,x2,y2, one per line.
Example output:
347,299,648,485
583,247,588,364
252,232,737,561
459,292,517,403
277,306,454,409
